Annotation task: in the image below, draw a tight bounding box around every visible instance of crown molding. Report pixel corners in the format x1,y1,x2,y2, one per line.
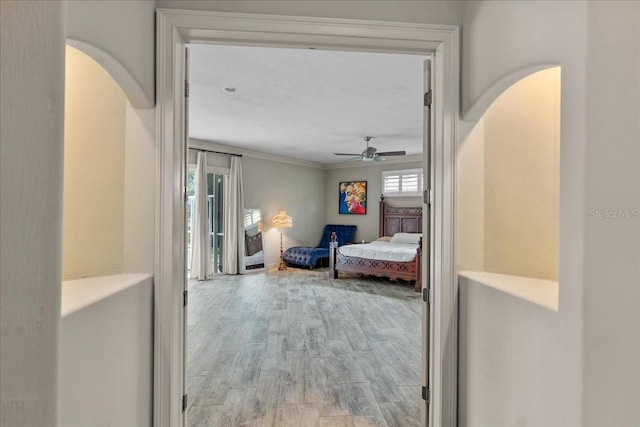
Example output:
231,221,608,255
188,138,326,169
189,138,422,170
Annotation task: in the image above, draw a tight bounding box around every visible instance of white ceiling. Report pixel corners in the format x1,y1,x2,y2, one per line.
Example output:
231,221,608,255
188,44,427,164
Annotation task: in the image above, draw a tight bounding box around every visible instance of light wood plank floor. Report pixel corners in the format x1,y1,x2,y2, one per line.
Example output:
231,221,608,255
187,268,423,427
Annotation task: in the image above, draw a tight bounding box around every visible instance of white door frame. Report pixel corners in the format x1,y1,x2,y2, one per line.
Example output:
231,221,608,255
156,9,459,427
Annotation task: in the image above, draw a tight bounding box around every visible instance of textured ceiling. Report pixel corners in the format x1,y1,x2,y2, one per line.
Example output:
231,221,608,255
188,44,427,164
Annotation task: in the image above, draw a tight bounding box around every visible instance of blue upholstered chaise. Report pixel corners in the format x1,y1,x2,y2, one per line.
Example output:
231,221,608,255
284,224,357,269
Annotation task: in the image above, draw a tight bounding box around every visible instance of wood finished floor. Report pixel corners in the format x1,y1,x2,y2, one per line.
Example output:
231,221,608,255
187,268,423,427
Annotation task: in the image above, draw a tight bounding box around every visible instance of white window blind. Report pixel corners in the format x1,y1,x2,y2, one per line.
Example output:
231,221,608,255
382,168,424,197
244,210,261,227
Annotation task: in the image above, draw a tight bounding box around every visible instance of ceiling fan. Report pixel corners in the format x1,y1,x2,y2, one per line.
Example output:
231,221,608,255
334,136,406,162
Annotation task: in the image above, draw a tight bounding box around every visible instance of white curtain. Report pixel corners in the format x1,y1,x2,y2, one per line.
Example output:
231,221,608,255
223,156,246,274
189,152,212,280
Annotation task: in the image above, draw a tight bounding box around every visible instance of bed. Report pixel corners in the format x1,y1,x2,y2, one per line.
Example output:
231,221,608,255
329,195,423,292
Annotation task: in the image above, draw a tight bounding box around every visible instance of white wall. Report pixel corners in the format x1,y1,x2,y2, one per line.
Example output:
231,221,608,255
582,2,640,424
63,46,127,280
459,1,586,424
156,0,461,25
66,0,155,108
456,119,485,272
461,1,585,120
123,105,156,273
242,156,326,267
325,160,423,243
459,1,640,425
458,274,569,426
59,275,153,427
0,1,65,425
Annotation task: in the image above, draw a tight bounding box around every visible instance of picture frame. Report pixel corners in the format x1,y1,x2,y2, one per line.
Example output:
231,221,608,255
339,181,367,215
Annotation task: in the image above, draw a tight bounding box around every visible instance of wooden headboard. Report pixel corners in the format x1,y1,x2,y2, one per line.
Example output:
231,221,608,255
245,232,263,256
379,195,423,237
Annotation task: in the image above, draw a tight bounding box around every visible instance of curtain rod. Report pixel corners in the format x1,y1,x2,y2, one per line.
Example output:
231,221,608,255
189,147,243,157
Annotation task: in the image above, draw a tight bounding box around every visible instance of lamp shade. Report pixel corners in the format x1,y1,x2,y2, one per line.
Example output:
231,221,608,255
271,210,292,229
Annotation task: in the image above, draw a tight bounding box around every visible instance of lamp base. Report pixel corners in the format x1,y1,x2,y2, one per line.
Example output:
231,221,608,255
278,231,287,271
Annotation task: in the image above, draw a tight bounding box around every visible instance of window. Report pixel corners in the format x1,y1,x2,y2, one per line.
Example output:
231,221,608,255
382,168,424,197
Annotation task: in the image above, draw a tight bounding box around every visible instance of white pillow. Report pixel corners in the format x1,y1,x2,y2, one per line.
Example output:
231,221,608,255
389,232,422,244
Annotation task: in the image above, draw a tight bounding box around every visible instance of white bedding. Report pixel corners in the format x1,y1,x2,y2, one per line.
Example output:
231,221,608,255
338,241,418,262
244,250,264,267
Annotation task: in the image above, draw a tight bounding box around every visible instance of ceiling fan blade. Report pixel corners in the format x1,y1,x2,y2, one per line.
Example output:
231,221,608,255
376,150,406,156
376,151,406,157
334,153,362,156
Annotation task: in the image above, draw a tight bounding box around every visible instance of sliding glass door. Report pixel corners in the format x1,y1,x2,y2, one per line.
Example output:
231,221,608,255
187,170,225,274
207,173,224,274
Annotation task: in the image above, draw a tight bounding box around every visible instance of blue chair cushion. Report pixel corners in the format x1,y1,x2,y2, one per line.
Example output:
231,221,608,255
283,224,357,268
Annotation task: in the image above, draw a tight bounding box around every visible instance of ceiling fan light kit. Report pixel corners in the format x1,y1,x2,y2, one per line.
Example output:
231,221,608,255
333,136,407,162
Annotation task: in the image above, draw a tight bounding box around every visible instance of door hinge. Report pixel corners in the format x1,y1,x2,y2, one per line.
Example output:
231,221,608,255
182,394,187,412
424,189,432,205
424,89,432,107
422,386,431,405
184,80,189,98
184,185,188,202
183,290,188,307
422,287,431,304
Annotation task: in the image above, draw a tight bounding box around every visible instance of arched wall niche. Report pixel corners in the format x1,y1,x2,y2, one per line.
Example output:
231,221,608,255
63,44,127,280
462,64,559,122
66,38,152,109
63,42,156,278
457,66,561,283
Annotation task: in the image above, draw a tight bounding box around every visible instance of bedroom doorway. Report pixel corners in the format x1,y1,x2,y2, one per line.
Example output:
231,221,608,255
156,10,459,427
185,45,430,427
